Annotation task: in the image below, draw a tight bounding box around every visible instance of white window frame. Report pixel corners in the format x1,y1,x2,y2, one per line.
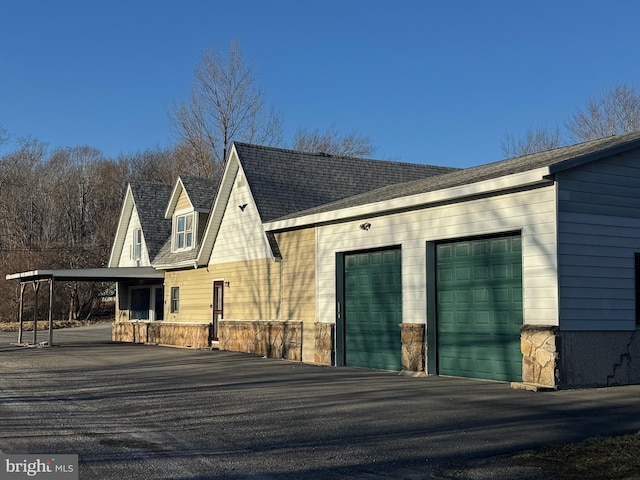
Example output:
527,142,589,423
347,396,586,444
170,286,180,313
131,228,142,262
173,210,195,252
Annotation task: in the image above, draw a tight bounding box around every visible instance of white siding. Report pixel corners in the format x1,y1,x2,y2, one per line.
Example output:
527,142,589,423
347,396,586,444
317,185,558,327
210,170,272,264
117,206,151,267
557,150,640,331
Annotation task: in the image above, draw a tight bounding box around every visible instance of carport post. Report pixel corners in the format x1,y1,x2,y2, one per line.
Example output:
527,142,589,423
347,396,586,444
48,278,54,347
32,281,40,345
17,282,25,344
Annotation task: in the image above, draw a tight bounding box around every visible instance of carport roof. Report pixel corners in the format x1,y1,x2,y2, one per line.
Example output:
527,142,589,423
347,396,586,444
5,267,164,282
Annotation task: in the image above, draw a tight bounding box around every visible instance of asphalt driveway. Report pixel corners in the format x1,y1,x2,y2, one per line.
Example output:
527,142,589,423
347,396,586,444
1,324,639,479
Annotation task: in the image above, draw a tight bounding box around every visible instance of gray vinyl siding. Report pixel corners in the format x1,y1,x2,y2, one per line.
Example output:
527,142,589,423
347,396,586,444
557,149,640,331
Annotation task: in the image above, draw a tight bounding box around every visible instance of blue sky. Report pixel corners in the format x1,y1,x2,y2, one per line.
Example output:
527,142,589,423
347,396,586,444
1,0,639,168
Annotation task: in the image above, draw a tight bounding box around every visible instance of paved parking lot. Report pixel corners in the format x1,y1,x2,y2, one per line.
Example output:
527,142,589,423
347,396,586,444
1,324,640,479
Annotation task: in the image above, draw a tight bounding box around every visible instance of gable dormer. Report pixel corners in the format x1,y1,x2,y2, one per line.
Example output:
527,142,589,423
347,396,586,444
165,176,217,254
109,182,173,268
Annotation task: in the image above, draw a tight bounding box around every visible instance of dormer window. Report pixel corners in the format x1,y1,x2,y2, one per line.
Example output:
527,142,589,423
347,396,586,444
175,212,194,250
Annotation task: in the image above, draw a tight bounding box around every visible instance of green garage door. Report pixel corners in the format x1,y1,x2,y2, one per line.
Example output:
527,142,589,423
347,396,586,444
437,235,523,382
344,249,402,371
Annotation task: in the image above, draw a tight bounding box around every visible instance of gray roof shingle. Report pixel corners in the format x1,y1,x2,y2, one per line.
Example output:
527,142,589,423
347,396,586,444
152,176,219,266
129,181,173,261
234,143,459,222
271,131,640,221
180,175,219,211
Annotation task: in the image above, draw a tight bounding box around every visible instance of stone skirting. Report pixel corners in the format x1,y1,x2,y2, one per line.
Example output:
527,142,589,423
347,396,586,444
401,323,425,375
314,322,334,365
218,320,302,361
112,321,211,349
519,325,559,388
112,321,148,344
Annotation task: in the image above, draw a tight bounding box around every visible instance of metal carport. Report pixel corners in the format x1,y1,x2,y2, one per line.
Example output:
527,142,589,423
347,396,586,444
5,267,164,346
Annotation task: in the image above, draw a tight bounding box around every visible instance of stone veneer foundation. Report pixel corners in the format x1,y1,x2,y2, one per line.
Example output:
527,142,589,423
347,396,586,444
218,320,302,361
518,325,559,389
400,323,426,375
314,322,334,365
112,321,211,349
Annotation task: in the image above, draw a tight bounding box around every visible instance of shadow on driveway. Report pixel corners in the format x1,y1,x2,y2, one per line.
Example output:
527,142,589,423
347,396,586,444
1,324,638,479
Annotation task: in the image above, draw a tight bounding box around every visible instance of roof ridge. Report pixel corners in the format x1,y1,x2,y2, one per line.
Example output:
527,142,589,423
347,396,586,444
232,141,458,170
504,130,640,162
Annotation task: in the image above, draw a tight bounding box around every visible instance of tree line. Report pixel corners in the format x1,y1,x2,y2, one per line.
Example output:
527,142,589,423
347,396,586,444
0,42,377,323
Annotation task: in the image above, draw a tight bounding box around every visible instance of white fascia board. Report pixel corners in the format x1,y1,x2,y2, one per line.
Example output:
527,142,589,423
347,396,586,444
196,146,240,265
264,166,552,231
108,184,135,268
153,260,199,271
164,177,187,219
6,267,164,281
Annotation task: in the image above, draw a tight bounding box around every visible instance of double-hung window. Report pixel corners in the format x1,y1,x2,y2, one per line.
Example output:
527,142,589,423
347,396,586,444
175,213,194,250
170,287,180,313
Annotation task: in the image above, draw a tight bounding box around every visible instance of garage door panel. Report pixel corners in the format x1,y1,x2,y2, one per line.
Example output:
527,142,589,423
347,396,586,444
344,248,402,371
437,235,523,382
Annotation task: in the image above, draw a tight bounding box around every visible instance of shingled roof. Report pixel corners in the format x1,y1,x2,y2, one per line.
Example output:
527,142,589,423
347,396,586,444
180,175,219,211
270,131,640,221
234,143,459,222
129,181,173,261
153,175,219,267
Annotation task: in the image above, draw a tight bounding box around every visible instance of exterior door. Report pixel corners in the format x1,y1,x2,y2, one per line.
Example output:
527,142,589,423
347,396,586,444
339,248,402,371
130,287,150,320
212,281,224,341
154,287,164,320
436,235,523,382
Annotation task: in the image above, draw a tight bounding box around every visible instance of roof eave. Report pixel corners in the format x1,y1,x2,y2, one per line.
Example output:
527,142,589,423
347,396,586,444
264,166,553,231
6,267,165,282
153,260,200,271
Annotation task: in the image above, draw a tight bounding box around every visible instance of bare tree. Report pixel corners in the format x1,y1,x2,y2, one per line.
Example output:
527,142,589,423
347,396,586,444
566,83,640,141
292,126,376,157
169,41,283,174
500,125,562,158
500,83,640,158
0,126,8,146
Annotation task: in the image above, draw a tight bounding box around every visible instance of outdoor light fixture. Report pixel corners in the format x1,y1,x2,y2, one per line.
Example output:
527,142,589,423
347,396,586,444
360,222,371,231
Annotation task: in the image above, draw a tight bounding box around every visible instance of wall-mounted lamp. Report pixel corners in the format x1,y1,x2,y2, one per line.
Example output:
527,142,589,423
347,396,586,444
224,281,230,288
239,204,248,211
360,222,372,231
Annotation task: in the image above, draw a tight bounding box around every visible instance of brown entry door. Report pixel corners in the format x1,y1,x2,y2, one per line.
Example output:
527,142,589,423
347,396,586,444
212,281,224,341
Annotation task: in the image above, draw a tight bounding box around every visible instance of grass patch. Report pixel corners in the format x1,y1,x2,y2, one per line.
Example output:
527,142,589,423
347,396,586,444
517,432,640,479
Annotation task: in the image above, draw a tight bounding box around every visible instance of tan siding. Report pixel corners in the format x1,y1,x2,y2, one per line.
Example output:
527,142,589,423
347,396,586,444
164,226,317,362
276,228,317,363
164,269,217,323
212,260,282,320
176,190,192,212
